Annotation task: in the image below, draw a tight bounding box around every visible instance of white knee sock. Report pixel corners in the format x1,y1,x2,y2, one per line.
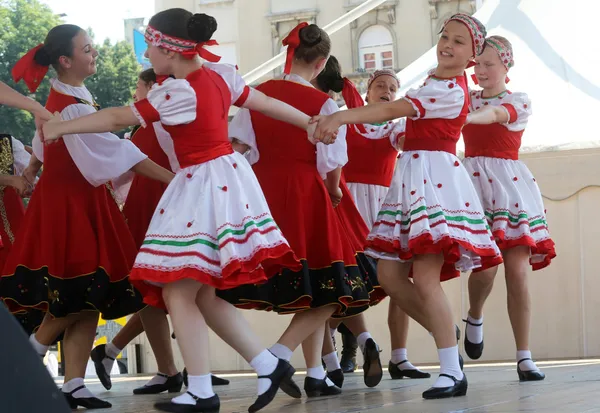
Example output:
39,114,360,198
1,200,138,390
62,378,95,398
322,351,341,372
269,343,293,361
391,348,416,370
29,334,49,356
517,350,539,371
172,374,214,405
250,349,279,396
433,346,464,388
356,332,373,353
465,314,484,344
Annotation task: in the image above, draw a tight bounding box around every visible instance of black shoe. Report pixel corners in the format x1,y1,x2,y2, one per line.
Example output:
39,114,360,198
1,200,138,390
456,325,464,370
304,376,342,397
362,338,383,388
133,372,184,395
64,386,112,409
327,369,344,388
463,318,484,360
248,359,296,413
517,358,545,382
340,331,358,373
459,353,464,371
183,368,230,387
388,360,431,379
422,373,468,399
90,344,113,390
155,392,220,412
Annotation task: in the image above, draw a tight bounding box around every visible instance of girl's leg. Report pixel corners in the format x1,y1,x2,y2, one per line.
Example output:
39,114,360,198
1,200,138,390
302,323,341,396
464,266,498,359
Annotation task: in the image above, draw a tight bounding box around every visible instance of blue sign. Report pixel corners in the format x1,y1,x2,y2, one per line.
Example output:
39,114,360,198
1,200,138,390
133,29,150,68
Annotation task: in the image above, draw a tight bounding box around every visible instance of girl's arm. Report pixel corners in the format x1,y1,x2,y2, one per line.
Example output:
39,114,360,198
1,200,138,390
324,167,342,208
0,82,45,114
0,175,30,196
23,153,43,184
312,99,417,142
131,158,174,185
43,106,139,141
242,90,327,144
231,138,250,154
466,106,510,125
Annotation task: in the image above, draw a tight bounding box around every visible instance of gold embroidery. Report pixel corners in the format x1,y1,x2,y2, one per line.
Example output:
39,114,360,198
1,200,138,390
0,137,14,175
0,188,14,244
350,276,366,292
320,278,336,291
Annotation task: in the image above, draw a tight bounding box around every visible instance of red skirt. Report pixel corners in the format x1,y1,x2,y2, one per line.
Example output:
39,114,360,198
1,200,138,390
0,141,143,333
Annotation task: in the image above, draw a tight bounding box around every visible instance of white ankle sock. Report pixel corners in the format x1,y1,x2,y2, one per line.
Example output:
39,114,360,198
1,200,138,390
322,351,341,372
391,348,416,370
62,378,95,398
466,314,484,344
517,350,539,371
250,349,279,396
356,332,372,353
29,334,49,356
172,374,214,405
145,373,169,386
307,365,334,386
433,346,464,388
101,342,121,374
269,343,292,361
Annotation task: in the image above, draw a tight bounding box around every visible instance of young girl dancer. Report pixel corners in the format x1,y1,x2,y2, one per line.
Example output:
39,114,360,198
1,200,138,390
42,9,337,413
462,35,556,381
1,24,174,409
221,23,381,396
312,13,500,399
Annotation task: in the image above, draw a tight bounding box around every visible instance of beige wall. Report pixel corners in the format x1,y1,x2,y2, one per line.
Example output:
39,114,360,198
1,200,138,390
130,148,600,373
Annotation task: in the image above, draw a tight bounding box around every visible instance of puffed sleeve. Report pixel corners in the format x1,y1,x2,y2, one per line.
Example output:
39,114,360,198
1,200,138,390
389,118,406,150
11,137,30,176
499,92,532,132
316,98,348,178
131,78,197,127
403,77,465,120
204,62,251,107
228,108,259,164
61,103,147,187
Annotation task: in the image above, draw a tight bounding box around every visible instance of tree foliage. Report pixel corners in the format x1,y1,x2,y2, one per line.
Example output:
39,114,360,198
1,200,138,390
0,0,140,144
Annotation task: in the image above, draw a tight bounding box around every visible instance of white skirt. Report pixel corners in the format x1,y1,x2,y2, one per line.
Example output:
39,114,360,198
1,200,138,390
346,182,389,230
462,156,556,270
366,150,502,272
130,152,299,289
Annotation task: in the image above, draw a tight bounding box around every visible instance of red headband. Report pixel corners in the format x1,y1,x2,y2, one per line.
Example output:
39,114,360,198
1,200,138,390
282,22,309,74
12,44,49,93
145,25,221,62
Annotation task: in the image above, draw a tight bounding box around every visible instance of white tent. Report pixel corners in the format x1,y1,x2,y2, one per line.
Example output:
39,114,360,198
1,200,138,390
360,0,600,153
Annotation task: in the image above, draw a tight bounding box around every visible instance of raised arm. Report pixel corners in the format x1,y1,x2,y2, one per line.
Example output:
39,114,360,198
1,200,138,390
466,105,510,125
42,106,139,141
0,82,45,114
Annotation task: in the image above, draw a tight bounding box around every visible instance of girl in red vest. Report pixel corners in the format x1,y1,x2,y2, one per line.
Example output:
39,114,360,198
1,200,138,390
1,24,173,409
42,9,336,413
221,22,382,397
312,14,500,399
315,61,431,383
462,35,555,381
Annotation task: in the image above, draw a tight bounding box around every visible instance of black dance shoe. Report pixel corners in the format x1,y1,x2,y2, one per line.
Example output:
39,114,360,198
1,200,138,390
463,318,484,360
517,358,546,381
248,359,296,413
388,360,431,379
422,373,468,399
327,368,344,388
133,372,184,394
340,331,358,373
64,386,112,409
154,393,220,413
183,368,230,387
304,377,342,397
90,344,113,390
362,338,382,388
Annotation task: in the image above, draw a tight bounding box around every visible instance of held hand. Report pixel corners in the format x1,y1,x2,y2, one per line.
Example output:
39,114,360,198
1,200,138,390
22,165,38,185
328,186,343,208
41,112,64,142
312,114,342,144
33,106,53,140
7,176,31,197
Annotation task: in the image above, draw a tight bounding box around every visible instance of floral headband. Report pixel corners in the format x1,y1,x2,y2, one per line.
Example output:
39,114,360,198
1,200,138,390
145,25,220,62
443,13,486,57
368,69,400,89
486,37,514,71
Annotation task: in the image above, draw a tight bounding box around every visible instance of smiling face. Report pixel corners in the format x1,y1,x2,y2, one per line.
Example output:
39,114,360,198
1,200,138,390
437,20,474,71
58,30,98,79
366,75,398,104
473,45,508,90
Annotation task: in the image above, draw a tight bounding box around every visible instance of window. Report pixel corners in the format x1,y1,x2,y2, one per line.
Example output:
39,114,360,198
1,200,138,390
358,25,394,71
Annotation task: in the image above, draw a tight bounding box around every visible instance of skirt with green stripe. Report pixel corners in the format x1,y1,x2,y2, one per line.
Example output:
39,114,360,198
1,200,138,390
366,150,503,273
129,152,301,308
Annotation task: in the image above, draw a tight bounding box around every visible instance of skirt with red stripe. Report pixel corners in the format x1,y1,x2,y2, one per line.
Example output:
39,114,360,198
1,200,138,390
0,141,143,335
217,160,379,318
366,150,503,275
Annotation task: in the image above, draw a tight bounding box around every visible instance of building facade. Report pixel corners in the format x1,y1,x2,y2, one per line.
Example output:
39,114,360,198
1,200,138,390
154,0,479,91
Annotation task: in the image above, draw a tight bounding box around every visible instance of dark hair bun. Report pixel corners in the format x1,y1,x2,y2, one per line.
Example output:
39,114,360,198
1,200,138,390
324,75,344,93
299,24,322,47
188,13,217,42
33,46,52,67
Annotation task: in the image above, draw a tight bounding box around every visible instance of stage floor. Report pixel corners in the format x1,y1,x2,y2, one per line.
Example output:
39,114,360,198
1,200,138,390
61,359,600,413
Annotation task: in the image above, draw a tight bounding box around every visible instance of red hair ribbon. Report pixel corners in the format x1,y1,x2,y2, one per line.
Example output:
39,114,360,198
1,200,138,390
282,22,309,74
340,78,367,134
181,40,221,62
12,44,49,93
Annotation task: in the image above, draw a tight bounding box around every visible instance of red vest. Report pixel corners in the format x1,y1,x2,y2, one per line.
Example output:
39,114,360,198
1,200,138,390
462,122,523,160
344,125,398,187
